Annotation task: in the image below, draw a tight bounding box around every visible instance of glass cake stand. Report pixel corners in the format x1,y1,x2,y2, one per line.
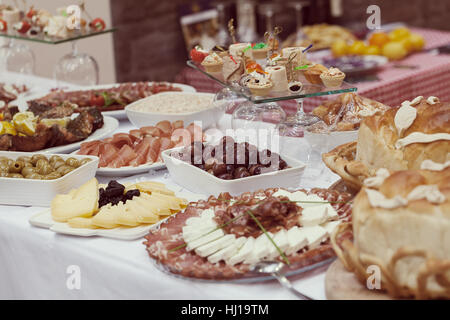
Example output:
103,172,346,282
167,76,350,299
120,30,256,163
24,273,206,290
0,28,115,85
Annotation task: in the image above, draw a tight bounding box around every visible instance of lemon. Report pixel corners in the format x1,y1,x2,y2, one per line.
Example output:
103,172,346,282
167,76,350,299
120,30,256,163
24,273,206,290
348,41,367,55
364,45,381,56
408,33,425,51
0,121,17,135
388,27,411,41
382,41,408,60
331,40,348,57
40,117,70,127
13,112,37,136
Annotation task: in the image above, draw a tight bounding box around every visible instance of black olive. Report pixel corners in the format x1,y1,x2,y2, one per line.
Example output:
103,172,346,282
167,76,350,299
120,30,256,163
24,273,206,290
217,173,233,180
212,163,227,176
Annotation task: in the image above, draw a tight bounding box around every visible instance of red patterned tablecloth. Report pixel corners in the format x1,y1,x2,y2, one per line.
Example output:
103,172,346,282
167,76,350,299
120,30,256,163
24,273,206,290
175,27,450,113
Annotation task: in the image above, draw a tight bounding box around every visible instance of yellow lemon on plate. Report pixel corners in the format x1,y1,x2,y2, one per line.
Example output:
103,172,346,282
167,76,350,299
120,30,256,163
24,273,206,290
399,37,414,52
0,121,17,135
13,112,37,136
348,41,367,55
364,45,382,56
331,40,348,57
382,41,408,60
408,33,425,51
388,27,411,41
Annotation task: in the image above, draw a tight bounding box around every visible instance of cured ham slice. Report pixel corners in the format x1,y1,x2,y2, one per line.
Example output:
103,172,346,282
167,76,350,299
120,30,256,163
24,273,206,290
108,144,137,168
76,120,205,168
98,143,119,167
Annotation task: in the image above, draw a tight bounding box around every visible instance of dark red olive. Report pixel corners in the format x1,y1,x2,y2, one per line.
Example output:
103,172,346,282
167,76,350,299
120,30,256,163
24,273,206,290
279,159,288,169
233,167,250,179
226,164,235,173
204,157,218,171
212,163,227,176
217,173,233,180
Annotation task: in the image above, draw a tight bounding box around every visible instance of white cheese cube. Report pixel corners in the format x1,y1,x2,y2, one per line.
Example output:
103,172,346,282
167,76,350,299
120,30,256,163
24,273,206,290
324,204,339,220
301,194,326,208
302,225,328,249
299,205,328,226
244,234,271,265
186,229,224,251
185,217,203,226
321,220,341,236
228,237,255,266
207,237,246,264
200,208,215,219
266,230,290,259
182,223,217,242
286,227,308,255
195,234,235,257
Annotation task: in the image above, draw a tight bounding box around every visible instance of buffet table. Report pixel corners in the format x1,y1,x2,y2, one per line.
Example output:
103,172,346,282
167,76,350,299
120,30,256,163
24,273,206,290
0,72,344,299
175,27,450,113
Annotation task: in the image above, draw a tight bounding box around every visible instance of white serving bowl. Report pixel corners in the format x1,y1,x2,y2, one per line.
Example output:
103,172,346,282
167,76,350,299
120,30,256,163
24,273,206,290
0,151,98,206
162,147,306,196
125,92,223,129
304,129,358,153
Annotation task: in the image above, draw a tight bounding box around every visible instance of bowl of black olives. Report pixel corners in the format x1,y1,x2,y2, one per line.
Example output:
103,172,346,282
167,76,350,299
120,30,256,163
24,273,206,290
162,136,306,196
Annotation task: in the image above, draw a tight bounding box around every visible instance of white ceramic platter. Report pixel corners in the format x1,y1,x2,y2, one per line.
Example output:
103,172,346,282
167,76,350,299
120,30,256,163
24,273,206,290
28,184,207,240
38,116,119,154
12,82,197,120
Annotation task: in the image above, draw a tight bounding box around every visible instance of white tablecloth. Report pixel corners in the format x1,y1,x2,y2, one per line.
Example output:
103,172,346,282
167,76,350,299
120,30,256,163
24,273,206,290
0,73,341,300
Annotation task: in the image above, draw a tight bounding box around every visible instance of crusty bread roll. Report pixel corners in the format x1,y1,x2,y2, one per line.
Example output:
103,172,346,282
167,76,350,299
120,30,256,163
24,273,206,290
332,168,450,299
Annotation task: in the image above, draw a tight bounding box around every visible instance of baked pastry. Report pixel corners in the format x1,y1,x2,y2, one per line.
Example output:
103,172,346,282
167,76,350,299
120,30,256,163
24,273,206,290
201,52,223,73
246,76,273,96
312,93,390,131
323,96,450,189
304,64,328,84
331,167,450,299
266,66,289,92
222,55,244,83
320,67,346,88
251,43,269,60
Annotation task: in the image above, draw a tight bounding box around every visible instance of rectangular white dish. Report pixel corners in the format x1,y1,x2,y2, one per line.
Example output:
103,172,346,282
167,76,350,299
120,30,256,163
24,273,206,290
162,147,306,196
28,184,207,240
0,151,98,206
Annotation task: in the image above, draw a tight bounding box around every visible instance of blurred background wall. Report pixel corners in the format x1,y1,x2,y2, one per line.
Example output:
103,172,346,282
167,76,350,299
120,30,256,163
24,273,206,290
110,0,450,83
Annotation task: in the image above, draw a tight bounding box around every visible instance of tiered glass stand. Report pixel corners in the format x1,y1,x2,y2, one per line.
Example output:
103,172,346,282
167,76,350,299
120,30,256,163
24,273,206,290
0,28,116,86
187,59,358,183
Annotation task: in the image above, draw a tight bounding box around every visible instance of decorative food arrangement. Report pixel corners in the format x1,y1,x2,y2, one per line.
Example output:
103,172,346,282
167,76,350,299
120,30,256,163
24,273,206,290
77,120,204,168
0,3,107,39
332,166,449,299
0,104,104,152
323,96,449,190
51,178,188,230
190,26,348,96
331,27,425,60
145,187,353,280
0,153,91,179
310,93,390,132
171,136,288,180
29,82,183,112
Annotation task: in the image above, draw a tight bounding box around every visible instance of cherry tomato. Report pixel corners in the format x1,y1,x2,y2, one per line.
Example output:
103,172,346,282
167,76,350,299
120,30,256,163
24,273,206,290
15,21,31,34
0,20,7,32
190,47,208,63
26,6,37,19
89,18,106,32
90,93,105,107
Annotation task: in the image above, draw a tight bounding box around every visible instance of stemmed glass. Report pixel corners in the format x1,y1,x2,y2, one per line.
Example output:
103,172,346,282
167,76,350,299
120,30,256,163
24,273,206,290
0,39,35,74
287,1,309,44
212,1,232,48
53,41,99,86
276,98,321,137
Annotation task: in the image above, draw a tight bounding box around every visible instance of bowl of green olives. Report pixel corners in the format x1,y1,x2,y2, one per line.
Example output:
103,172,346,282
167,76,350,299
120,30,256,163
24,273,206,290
0,152,99,206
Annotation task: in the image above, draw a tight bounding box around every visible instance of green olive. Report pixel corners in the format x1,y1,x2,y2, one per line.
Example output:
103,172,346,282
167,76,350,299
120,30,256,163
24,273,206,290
49,155,63,164
23,161,33,168
0,171,9,177
21,166,37,177
44,172,61,180
52,160,66,170
9,161,24,173
31,154,47,165
16,156,32,163
56,165,72,175
38,164,53,175
0,156,9,163
65,158,80,168
36,158,50,169
79,158,92,166
25,173,44,180
0,162,9,171
7,173,23,179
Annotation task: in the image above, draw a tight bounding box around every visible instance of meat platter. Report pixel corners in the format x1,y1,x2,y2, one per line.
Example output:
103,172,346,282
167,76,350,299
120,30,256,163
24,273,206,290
144,187,353,282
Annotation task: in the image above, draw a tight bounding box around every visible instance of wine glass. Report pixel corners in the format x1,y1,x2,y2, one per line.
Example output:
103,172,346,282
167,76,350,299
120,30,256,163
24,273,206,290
256,101,286,125
231,100,263,143
212,1,232,48
287,1,310,44
213,87,247,128
54,41,99,86
0,39,35,74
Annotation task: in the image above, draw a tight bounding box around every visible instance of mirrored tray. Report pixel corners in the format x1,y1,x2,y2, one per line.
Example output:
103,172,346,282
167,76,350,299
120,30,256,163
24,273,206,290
0,28,116,44
187,60,357,104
